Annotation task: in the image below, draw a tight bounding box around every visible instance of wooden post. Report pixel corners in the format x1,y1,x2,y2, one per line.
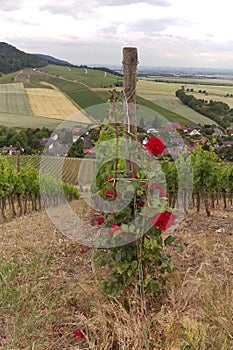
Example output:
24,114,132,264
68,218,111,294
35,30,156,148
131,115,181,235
122,47,138,174
16,150,20,172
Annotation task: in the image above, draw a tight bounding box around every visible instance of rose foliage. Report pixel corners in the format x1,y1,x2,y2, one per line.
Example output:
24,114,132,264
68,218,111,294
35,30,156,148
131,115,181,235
92,94,178,299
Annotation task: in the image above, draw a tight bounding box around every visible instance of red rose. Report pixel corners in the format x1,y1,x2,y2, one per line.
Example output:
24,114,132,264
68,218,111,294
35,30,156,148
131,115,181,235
150,211,176,231
112,223,120,229
148,183,166,198
74,330,84,339
107,223,121,235
97,216,105,225
136,201,144,208
105,190,114,197
106,174,114,182
130,174,138,179
145,136,165,156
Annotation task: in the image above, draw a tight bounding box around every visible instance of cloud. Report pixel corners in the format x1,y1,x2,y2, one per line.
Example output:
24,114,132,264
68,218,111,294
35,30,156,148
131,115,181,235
96,0,170,6
126,17,183,33
38,0,170,18
39,0,94,17
0,0,25,11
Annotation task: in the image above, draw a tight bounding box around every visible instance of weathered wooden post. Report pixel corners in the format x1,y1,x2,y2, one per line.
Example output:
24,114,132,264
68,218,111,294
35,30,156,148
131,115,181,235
122,47,138,174
16,150,20,172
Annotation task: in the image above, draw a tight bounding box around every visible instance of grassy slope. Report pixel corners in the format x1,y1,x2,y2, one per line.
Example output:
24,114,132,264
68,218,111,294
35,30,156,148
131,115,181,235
0,112,62,129
137,80,217,125
39,64,121,87
0,203,232,349
136,95,192,125
0,72,18,84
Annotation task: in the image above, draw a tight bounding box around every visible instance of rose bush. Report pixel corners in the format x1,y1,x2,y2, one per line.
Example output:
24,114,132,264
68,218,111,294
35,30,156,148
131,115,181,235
93,92,177,299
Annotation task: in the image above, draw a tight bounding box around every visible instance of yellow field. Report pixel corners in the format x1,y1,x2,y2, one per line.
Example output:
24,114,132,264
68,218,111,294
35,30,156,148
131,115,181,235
26,87,92,123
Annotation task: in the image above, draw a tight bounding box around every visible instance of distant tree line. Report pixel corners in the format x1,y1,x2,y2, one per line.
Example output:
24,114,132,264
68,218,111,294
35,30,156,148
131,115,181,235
73,65,122,78
91,66,123,77
0,126,50,153
175,89,233,129
0,125,100,157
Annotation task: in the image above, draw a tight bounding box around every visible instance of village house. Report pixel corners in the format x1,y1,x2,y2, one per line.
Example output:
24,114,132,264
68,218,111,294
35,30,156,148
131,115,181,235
222,141,233,147
1,145,17,155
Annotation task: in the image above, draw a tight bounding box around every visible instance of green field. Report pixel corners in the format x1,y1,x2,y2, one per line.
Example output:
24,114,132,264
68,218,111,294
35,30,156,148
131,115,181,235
136,95,192,125
43,75,86,91
145,75,233,86
0,72,18,84
137,80,219,125
0,111,63,129
66,89,109,110
0,83,32,115
39,65,121,88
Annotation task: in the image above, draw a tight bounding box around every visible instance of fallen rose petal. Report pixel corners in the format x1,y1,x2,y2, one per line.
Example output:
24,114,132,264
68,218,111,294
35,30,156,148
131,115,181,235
74,330,84,339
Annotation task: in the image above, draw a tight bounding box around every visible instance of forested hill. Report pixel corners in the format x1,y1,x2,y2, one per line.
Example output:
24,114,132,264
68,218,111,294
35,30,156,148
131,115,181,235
35,54,73,67
0,42,48,74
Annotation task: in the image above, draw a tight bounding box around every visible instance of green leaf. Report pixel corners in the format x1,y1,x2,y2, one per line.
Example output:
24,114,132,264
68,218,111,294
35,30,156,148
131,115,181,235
143,274,152,287
164,235,175,246
131,260,138,270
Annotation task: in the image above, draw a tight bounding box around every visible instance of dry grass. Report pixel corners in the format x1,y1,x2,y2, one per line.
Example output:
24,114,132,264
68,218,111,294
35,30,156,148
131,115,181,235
26,87,92,123
0,202,233,349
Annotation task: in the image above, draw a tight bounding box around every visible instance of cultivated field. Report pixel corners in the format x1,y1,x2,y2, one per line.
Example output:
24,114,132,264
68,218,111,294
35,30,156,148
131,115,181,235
145,75,233,85
39,64,122,88
137,80,220,125
1,67,233,129
0,111,62,129
0,82,63,128
0,82,32,115
26,87,92,123
190,92,233,109
185,84,233,96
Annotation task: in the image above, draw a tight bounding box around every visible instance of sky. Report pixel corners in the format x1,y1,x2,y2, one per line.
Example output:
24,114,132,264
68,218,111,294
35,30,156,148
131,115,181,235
1,0,233,69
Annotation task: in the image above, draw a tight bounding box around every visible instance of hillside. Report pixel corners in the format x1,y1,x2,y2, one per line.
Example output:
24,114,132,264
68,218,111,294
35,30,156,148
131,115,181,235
0,42,48,74
35,53,73,66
